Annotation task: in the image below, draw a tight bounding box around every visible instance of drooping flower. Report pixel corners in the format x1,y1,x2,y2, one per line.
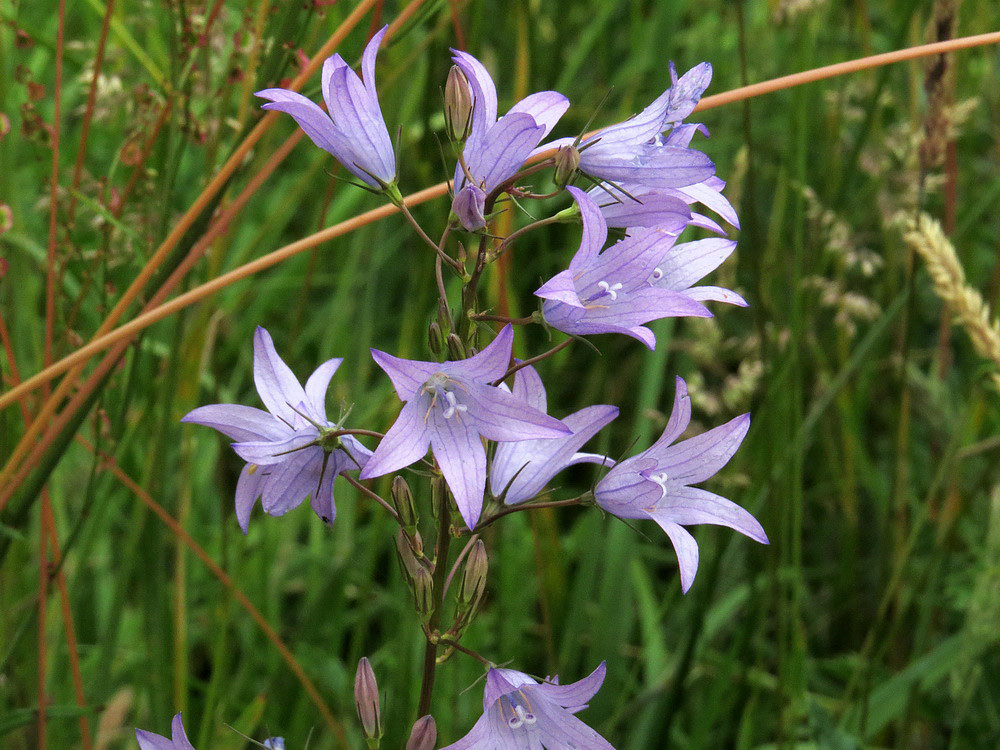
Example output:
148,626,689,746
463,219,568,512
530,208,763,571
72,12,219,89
594,377,767,592
136,713,195,750
360,325,571,528
450,51,569,231
490,364,618,505
546,62,715,192
182,327,370,532
441,663,614,749
535,187,711,349
256,26,396,190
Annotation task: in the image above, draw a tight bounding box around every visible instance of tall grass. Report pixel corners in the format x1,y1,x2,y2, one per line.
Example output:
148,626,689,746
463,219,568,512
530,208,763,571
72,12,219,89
2,0,999,747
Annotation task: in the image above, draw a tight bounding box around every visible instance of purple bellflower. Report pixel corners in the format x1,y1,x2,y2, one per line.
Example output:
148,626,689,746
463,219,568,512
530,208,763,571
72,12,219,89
256,26,396,190
546,62,715,192
535,187,711,350
491,364,618,505
360,325,571,529
136,713,195,750
441,663,614,749
594,377,767,592
451,50,569,231
181,327,370,532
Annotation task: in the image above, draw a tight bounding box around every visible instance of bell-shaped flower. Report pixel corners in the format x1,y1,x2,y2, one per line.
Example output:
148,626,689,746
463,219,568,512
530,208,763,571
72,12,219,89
441,663,614,749
361,325,571,529
136,713,195,750
256,26,396,189
650,237,747,307
594,377,767,592
546,62,715,192
181,327,370,532
450,50,569,231
491,365,618,505
535,187,711,350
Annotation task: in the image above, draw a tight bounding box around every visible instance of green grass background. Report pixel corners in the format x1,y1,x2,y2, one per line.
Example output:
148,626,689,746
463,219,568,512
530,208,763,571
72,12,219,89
2,0,999,747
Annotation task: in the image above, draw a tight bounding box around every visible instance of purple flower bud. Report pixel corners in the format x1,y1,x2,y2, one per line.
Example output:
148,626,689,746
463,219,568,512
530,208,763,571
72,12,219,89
354,657,383,741
445,65,474,142
406,715,438,750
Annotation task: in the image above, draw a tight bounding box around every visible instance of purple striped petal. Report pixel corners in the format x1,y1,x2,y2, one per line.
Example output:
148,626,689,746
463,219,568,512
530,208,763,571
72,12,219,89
253,327,308,426
361,26,389,101
685,285,748,306
451,50,499,147
580,146,714,189
511,363,547,412
534,269,583,308
567,186,608,271
470,113,544,193
257,89,339,155
309,452,340,525
535,662,607,710
181,404,288,443
369,349,440,401
660,485,768,544
650,377,691,449
665,61,712,124
647,516,700,592
591,185,692,231
231,432,318,466
261,448,323,515
304,357,342,422
652,413,750,484
429,412,488,528
656,238,737,292
235,462,264,534
465,382,570,441
360,399,431,479
446,324,514,383
507,90,570,138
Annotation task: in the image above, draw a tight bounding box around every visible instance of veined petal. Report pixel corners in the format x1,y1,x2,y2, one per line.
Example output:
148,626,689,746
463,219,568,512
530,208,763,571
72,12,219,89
507,90,570,138
511,363,547,412
429,413,487,529
464,382,570,442
650,376,691,449
565,451,615,469
573,229,676,294
329,65,394,183
581,146,714,189
369,349,440,401
321,53,349,112
578,286,712,328
309,452,340,526
684,285,748,306
534,269,584,308
446,324,514,383
181,403,288,443
665,61,713,124
235,462,264,534
360,399,431,479
591,185,692,231
567,186,609,271
304,358,343,422
452,184,487,231
231,432,318,466
361,26,389,101
470,113,544,193
256,89,339,155
136,713,195,750
646,514,700,593
261,448,324,516
660,485,768,544
253,327,308,426
535,662,607,710
655,238,737,292
527,697,616,749
674,180,739,228
654,413,750,484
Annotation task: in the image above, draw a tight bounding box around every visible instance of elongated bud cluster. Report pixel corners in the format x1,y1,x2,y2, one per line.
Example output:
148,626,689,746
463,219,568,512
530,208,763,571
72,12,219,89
354,657,383,746
553,144,581,188
406,715,437,750
445,65,474,143
391,476,418,530
456,539,488,621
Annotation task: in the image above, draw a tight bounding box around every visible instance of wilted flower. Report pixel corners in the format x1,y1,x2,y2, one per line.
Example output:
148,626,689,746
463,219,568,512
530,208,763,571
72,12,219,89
181,327,370,532
450,50,569,231
491,364,618,505
256,26,396,190
441,663,613,749
594,377,767,592
547,62,715,192
535,187,711,349
361,325,570,528
135,713,195,750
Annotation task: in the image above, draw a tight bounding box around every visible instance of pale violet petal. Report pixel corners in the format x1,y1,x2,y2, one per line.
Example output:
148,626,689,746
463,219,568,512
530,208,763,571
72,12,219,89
369,349,440,402
235,462,264,534
360,399,431,479
253,327,308,425
464,382,570,441
446,324,514,383
181,403,288,443
647,514,700,593
304,358,342,422
429,413,487,529
659,485,768,544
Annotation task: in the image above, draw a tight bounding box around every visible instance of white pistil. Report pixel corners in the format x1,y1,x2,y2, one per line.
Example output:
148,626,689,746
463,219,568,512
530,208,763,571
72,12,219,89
442,390,467,419
651,267,663,281
650,472,670,499
597,280,623,300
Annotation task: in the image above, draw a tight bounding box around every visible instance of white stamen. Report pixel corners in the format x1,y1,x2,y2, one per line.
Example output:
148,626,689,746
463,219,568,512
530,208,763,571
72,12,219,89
651,267,663,281
597,280,623,301
507,705,536,729
442,390,467,419
650,472,670,498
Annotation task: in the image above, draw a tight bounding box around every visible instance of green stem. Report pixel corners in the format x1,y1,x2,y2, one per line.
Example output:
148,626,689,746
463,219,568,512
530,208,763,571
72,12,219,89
416,484,453,718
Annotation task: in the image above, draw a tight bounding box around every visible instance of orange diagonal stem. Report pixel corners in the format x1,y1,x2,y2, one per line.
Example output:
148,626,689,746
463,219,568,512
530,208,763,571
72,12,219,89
76,436,348,744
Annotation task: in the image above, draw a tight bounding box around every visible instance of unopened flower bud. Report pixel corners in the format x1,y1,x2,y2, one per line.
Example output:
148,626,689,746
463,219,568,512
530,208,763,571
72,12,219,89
428,321,445,358
445,65,474,142
354,657,383,743
405,715,437,750
391,476,418,529
396,529,423,582
553,144,581,188
413,566,435,619
447,333,467,360
458,539,488,611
